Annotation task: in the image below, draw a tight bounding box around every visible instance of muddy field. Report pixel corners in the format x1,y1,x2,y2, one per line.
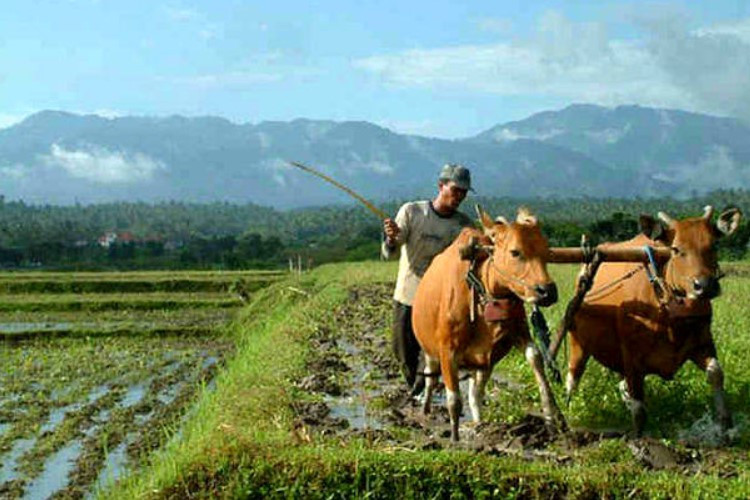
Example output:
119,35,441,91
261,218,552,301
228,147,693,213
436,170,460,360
292,283,743,475
0,271,259,499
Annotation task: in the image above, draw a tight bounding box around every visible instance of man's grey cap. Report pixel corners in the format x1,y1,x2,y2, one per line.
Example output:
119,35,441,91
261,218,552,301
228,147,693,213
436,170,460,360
439,163,473,191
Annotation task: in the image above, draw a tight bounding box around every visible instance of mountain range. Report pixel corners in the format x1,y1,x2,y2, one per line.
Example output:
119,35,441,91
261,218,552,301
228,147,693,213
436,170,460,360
1,104,748,208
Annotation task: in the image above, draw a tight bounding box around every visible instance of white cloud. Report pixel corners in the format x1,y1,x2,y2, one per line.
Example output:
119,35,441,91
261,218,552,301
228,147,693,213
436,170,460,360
695,18,750,43
354,10,750,121
491,127,564,142
40,144,165,183
0,164,26,179
654,145,750,192
267,158,291,187
363,161,394,175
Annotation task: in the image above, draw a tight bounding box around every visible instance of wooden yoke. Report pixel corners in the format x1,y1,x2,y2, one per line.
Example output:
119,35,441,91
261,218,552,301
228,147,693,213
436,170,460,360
548,246,671,264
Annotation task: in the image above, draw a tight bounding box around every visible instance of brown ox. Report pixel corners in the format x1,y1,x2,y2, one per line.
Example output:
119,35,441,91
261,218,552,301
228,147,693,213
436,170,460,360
566,206,742,436
412,208,566,442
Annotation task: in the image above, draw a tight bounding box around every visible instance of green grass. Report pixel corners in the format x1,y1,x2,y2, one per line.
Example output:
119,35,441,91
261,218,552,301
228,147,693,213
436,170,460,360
102,260,750,499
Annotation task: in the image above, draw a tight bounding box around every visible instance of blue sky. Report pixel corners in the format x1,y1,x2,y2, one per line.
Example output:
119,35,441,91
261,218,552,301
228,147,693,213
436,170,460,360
1,0,749,138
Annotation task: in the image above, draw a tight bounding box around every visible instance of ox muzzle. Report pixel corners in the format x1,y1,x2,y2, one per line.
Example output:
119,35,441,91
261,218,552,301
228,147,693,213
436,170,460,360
692,275,721,300
534,283,558,307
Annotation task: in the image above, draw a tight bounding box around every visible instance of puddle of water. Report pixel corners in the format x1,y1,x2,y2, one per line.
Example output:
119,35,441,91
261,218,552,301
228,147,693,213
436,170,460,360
327,393,384,431
91,439,130,496
323,338,391,431
40,403,81,434
0,321,165,334
201,356,218,370
87,385,110,404
0,437,35,483
82,406,113,440
24,440,82,499
121,384,146,408
326,361,386,431
0,322,79,334
156,385,180,406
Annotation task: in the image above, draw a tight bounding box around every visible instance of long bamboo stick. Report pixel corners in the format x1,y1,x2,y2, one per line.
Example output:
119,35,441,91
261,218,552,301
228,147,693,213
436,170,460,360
287,161,389,219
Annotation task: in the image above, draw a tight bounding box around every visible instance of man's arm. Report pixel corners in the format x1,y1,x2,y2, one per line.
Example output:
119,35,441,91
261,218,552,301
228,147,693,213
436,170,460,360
381,204,409,260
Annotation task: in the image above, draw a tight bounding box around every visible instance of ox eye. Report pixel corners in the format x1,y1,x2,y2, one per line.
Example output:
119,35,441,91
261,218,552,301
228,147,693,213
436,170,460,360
510,249,522,258
670,246,683,256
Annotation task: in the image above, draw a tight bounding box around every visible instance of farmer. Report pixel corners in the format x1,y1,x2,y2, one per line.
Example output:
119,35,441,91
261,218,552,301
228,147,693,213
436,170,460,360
382,163,474,396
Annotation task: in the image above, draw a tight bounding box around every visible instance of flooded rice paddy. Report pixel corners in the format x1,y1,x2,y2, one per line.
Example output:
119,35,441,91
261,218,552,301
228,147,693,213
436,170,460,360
0,270,279,499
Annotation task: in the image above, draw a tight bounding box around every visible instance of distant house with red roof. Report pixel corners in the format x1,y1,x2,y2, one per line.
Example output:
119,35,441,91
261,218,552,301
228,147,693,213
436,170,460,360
97,231,136,248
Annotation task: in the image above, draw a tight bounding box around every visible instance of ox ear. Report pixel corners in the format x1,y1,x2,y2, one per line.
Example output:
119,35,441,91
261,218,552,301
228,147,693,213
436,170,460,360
717,207,742,236
639,215,666,241
516,206,537,225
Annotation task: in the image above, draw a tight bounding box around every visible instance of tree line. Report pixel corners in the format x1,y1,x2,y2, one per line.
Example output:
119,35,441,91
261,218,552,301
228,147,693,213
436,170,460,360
0,189,747,270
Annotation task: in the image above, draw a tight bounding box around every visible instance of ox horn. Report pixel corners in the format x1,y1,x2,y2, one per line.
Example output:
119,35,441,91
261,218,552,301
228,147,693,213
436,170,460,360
475,204,495,230
703,205,715,220
657,211,675,227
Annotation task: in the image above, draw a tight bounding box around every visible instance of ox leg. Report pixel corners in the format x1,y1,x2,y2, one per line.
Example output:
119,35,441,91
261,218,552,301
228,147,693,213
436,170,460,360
692,354,732,433
524,343,566,431
565,338,589,406
468,368,490,423
422,354,440,416
622,374,646,437
439,350,462,442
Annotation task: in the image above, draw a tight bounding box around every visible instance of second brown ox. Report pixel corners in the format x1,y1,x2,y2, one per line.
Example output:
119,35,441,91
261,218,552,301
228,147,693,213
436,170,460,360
565,206,742,437
412,207,566,442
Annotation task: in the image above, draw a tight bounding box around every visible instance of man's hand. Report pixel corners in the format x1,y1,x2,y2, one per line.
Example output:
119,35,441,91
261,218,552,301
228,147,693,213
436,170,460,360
383,218,400,247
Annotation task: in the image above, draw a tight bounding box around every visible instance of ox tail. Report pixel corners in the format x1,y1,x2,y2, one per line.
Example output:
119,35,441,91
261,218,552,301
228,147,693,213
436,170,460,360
531,305,562,385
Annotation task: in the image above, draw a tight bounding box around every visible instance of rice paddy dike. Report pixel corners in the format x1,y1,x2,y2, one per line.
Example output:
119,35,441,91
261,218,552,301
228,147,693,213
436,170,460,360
0,269,284,498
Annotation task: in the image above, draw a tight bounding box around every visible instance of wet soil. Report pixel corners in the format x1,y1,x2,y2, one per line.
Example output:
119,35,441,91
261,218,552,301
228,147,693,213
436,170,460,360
0,336,234,499
291,283,738,473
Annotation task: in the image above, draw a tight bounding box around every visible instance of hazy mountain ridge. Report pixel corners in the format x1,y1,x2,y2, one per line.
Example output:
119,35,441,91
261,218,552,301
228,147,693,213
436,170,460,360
0,104,747,207
474,104,750,196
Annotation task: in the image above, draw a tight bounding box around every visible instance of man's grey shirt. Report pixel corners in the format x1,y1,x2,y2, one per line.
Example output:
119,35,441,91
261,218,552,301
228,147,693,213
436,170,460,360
382,200,473,306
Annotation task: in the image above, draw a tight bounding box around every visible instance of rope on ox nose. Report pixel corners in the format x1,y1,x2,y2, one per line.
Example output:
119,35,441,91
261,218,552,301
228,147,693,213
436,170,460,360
530,305,562,384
